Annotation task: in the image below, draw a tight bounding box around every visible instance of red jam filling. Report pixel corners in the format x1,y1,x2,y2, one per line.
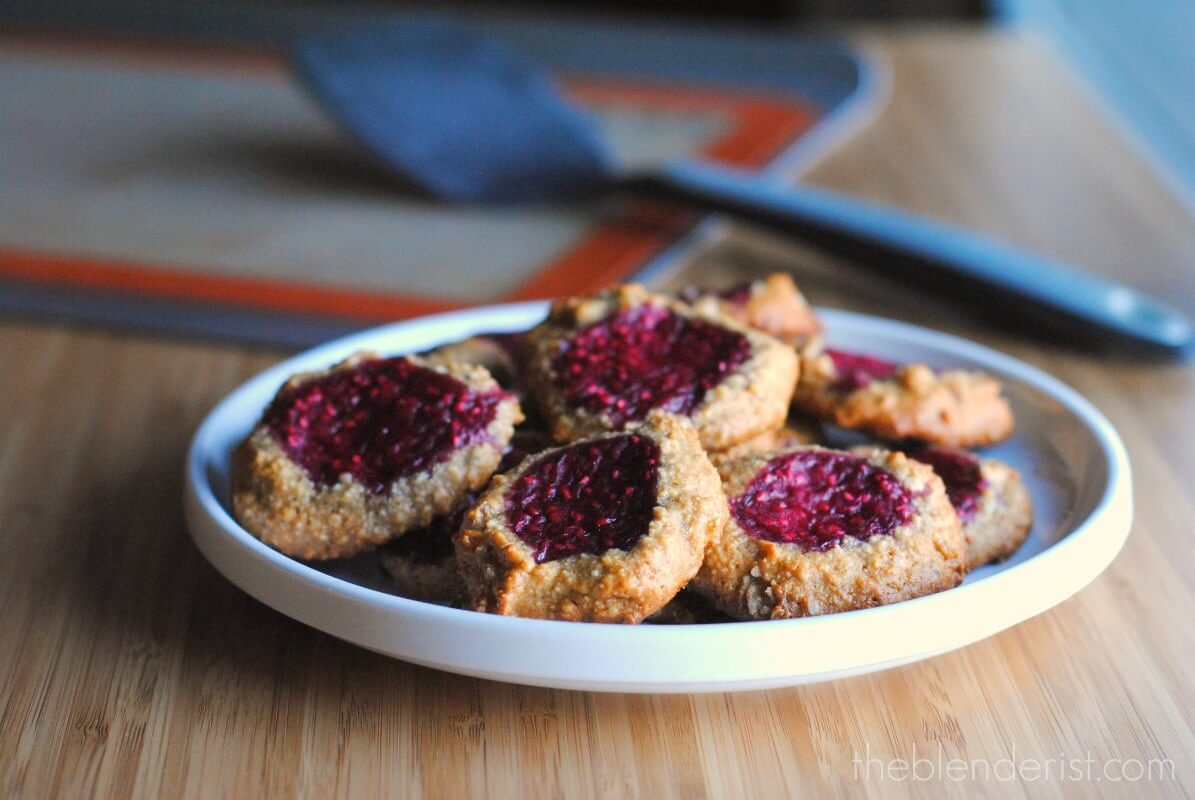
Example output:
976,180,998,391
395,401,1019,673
908,447,987,522
729,450,914,551
264,357,506,494
826,348,899,391
504,433,659,563
389,430,555,564
552,304,751,425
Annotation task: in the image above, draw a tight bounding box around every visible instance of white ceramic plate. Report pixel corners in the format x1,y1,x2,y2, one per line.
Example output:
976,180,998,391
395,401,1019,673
185,303,1132,693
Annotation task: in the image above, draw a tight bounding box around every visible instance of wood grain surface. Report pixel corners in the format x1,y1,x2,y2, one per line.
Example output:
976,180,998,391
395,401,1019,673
2,28,1193,798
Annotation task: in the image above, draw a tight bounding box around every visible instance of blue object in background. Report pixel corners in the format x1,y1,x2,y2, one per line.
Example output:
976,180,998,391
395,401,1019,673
993,0,1195,214
292,21,610,204
1,1,1191,356
292,19,1192,357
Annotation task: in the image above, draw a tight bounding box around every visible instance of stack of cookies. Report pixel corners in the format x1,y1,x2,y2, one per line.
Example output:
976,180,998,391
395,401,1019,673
232,275,1032,623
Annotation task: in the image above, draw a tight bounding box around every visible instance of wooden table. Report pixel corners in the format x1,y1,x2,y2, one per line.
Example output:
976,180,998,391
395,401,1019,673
2,28,1192,798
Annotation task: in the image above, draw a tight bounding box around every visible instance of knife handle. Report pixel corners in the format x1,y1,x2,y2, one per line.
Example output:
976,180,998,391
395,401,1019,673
634,161,1192,358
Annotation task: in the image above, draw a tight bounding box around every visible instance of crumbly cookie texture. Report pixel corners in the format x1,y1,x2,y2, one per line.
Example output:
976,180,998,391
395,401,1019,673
232,353,522,561
644,587,735,624
378,494,477,605
693,446,966,619
966,459,1033,568
379,429,561,606
854,444,1033,569
423,332,548,430
421,335,521,391
682,272,821,345
454,412,727,623
793,342,1014,447
708,418,822,462
380,545,465,605
523,284,799,451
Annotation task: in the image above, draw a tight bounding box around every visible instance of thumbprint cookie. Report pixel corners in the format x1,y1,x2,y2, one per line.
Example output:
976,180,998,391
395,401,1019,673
694,446,966,619
524,284,799,450
645,588,735,625
793,345,1014,447
903,446,1033,569
379,430,555,603
454,413,726,623
421,333,524,391
678,272,821,345
379,501,470,605
232,352,522,560
709,418,822,462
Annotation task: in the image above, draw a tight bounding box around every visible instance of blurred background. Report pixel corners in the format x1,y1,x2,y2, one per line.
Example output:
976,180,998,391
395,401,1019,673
1,0,1191,349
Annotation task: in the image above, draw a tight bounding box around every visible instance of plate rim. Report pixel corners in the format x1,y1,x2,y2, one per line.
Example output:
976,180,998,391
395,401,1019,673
184,303,1133,690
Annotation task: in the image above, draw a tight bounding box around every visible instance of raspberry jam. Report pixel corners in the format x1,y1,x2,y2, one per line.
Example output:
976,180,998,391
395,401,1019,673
826,348,898,391
908,447,987,522
552,304,751,425
264,357,505,494
504,433,660,563
729,450,914,551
